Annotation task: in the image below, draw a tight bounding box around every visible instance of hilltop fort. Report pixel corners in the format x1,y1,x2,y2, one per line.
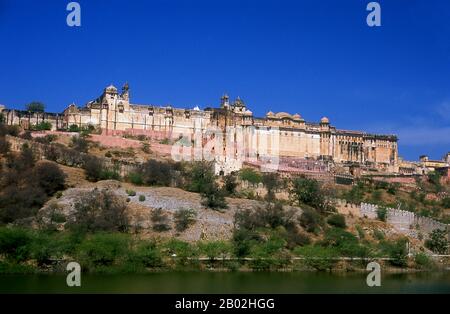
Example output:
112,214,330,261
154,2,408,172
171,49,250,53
1,83,448,178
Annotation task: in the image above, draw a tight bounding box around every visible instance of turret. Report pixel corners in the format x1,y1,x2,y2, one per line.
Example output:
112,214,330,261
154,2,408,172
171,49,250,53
121,82,130,101
221,94,230,108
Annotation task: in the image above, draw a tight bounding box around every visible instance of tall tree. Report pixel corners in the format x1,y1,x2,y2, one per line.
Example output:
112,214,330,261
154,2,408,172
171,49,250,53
25,102,45,129
26,102,45,113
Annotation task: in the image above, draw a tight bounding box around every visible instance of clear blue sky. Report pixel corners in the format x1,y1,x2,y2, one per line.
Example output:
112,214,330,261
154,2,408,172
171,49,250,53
0,0,449,161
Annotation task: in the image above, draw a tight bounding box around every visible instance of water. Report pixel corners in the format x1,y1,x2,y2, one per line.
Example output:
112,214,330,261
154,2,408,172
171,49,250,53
1,272,450,293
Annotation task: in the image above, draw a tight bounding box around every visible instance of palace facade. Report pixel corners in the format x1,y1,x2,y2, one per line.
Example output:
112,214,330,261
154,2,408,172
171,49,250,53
0,83,399,174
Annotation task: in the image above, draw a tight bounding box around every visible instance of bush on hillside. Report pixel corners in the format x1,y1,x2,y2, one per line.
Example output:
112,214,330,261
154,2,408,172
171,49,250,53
173,209,197,232
68,189,129,233
326,214,346,229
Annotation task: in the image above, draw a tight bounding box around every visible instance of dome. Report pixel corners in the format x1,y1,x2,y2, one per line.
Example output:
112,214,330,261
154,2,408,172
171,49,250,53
105,84,118,92
275,112,292,119
292,113,302,120
266,111,275,117
244,109,253,115
320,116,330,124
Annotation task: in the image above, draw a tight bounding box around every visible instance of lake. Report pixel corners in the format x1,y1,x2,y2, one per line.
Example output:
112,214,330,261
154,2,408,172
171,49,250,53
1,271,450,293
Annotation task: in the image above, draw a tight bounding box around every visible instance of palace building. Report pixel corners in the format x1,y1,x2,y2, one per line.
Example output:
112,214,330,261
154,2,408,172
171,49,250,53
0,83,399,174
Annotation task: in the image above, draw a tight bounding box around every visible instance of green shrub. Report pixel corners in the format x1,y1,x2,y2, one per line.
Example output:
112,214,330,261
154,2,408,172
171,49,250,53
69,189,129,233
140,160,172,186
0,227,32,262
291,176,331,212
355,225,365,239
376,207,387,222
198,241,232,261
138,195,146,202
50,211,66,223
294,245,339,271
239,168,262,185
33,121,52,131
327,214,346,229
387,183,400,195
68,124,80,132
164,239,199,267
298,207,322,233
285,227,311,248
442,197,450,209
425,229,449,254
128,172,143,185
262,173,282,201
77,233,131,270
32,161,66,196
0,136,10,155
223,174,238,196
128,241,163,269
342,183,365,205
323,228,358,248
83,156,103,181
185,162,227,209
141,143,151,154
379,238,408,267
371,189,382,203
414,252,433,269
29,232,66,266
126,189,136,197
159,138,170,145
100,168,121,181
173,209,197,232
34,134,57,144
373,229,385,240
248,237,288,271
232,228,258,258
151,208,171,232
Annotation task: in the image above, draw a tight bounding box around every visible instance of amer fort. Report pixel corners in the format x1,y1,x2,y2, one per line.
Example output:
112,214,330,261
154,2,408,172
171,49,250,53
0,83,449,178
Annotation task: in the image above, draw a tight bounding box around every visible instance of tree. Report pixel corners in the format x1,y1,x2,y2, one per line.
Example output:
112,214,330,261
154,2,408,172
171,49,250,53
26,102,45,113
262,173,281,201
201,182,227,209
427,171,442,192
69,189,129,233
187,162,227,209
223,173,238,196
425,229,449,254
291,176,329,212
26,102,45,129
198,241,231,261
32,161,66,196
327,214,346,229
298,207,322,233
187,161,216,193
83,156,104,181
239,168,262,185
141,159,172,186
258,202,295,229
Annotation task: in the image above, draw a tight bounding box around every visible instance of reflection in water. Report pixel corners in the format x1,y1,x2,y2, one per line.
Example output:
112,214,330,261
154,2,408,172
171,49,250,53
1,272,450,294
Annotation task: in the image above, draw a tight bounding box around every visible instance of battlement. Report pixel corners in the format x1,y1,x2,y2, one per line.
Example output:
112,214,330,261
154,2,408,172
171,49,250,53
360,202,449,239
